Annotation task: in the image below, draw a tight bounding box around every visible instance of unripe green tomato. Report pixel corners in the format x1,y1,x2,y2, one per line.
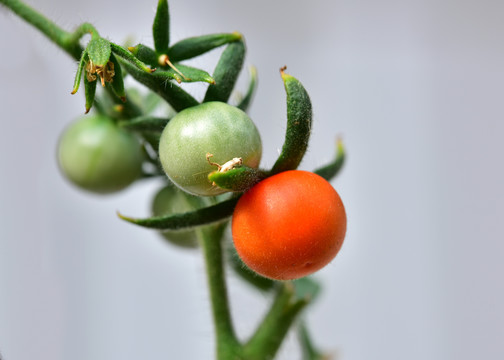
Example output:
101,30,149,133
151,185,200,248
57,115,143,194
158,102,262,196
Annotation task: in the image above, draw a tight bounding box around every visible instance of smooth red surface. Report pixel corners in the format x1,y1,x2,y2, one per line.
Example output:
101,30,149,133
232,170,347,280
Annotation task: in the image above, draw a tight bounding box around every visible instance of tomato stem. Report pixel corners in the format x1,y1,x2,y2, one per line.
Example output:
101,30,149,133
243,282,309,359
197,224,242,359
0,0,99,60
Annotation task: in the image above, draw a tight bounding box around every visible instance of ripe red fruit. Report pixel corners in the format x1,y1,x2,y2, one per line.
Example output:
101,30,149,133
232,170,347,280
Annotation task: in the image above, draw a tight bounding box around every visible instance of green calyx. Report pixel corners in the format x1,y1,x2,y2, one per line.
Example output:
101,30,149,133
208,166,267,192
167,32,242,62
270,66,313,175
87,37,111,67
153,0,170,54
118,197,239,231
314,138,346,182
204,39,246,103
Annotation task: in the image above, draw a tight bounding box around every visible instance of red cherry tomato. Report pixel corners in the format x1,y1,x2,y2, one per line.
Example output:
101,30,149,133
232,170,347,280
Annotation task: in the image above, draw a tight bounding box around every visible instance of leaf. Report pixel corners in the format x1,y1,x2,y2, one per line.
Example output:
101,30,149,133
86,37,111,66
292,277,321,302
83,73,97,114
118,116,170,132
152,0,170,54
298,322,328,360
168,32,242,62
314,138,345,182
156,64,215,84
208,166,267,192
111,42,154,74
118,197,239,231
270,67,313,175
119,59,199,112
237,65,257,112
108,53,126,101
142,92,164,114
128,43,158,68
203,39,246,103
71,50,88,95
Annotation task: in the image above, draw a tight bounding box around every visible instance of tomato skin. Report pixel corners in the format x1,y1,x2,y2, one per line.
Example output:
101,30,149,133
232,170,346,280
57,115,143,194
158,102,262,196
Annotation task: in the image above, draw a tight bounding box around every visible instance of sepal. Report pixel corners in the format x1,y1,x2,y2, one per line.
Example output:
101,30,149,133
168,32,242,62
118,197,239,231
203,39,246,103
270,67,313,175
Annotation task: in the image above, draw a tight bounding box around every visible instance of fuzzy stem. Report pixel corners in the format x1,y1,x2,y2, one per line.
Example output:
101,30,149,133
197,225,242,360
0,0,98,59
243,282,309,359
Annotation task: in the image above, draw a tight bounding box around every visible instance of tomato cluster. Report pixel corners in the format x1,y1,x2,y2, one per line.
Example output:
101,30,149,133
156,101,346,280
58,95,345,281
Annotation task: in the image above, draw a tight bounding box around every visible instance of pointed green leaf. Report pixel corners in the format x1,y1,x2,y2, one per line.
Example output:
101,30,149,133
143,92,164,114
118,116,170,132
314,138,345,182
298,322,327,360
168,32,242,62
204,39,245,103
71,50,88,94
119,61,198,111
208,166,266,192
87,37,111,66
243,283,309,360
270,68,313,175
292,277,321,302
237,65,257,112
83,73,97,114
141,131,162,152
118,197,239,231
153,0,170,54
128,43,158,68
111,42,154,74
128,45,213,84
157,64,215,84
108,53,126,101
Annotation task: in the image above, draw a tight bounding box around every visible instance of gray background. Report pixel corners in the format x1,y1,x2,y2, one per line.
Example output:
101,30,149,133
1,0,503,359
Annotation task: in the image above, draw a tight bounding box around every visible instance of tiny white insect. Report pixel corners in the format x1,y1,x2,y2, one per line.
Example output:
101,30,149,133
206,153,243,173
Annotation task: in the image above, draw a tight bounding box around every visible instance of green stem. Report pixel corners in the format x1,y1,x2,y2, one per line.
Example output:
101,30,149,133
0,0,98,59
298,321,328,360
119,59,199,112
243,283,309,360
197,225,242,360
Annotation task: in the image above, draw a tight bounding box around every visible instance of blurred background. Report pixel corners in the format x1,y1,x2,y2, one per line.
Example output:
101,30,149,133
1,0,503,359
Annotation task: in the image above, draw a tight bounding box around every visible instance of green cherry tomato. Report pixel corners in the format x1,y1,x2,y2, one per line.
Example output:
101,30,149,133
57,115,143,194
159,102,262,196
151,185,201,248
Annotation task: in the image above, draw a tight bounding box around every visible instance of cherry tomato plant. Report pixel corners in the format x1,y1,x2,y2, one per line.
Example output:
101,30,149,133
1,0,347,358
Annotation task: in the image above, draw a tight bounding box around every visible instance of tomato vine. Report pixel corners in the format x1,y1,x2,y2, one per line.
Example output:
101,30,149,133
0,0,348,358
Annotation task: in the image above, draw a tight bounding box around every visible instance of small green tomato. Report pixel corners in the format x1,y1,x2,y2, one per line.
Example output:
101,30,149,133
58,115,143,194
151,185,201,248
159,102,262,196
